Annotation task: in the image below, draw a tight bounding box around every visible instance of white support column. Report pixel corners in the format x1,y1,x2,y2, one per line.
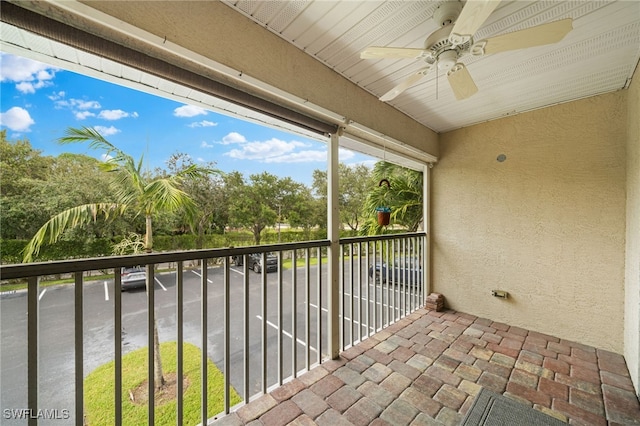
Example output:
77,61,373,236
327,132,340,359
423,163,431,298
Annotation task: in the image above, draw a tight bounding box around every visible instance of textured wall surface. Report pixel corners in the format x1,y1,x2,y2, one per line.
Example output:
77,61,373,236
625,65,640,394
434,91,627,352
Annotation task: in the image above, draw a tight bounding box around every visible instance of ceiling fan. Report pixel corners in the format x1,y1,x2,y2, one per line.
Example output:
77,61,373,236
361,0,573,101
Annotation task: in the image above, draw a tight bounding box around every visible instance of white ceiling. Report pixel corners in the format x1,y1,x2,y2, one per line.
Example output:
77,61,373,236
222,0,640,133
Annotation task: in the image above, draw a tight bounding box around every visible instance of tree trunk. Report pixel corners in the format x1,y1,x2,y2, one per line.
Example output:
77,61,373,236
145,214,165,390
153,321,165,390
252,224,262,245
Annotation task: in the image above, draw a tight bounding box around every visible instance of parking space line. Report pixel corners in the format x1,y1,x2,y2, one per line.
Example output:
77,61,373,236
104,281,109,301
154,277,167,291
256,315,317,353
38,289,47,301
309,303,328,313
230,267,244,276
190,270,213,284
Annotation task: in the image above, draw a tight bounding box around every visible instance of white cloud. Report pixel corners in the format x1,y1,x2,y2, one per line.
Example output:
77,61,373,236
263,150,327,163
48,91,65,101
224,137,328,164
0,106,35,132
75,111,95,120
53,95,101,111
94,125,120,136
201,141,214,148
98,109,135,120
221,132,247,144
16,79,52,94
188,120,217,128
174,105,207,117
0,54,58,93
338,148,356,161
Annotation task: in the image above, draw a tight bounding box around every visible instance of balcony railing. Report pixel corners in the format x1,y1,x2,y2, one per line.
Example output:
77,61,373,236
0,232,426,425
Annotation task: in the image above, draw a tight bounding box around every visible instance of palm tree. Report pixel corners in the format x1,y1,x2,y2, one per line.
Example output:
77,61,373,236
23,126,218,390
362,161,424,234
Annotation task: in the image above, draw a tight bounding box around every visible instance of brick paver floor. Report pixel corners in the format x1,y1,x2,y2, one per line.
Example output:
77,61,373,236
211,308,640,425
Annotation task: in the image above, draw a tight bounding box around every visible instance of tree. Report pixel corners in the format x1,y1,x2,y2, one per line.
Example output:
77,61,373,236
312,163,374,231
287,187,325,239
225,171,308,245
0,130,52,196
23,126,217,391
362,161,423,234
0,133,123,241
163,153,228,248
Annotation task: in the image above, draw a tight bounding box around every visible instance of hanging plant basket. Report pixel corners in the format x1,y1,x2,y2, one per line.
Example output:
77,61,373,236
376,207,391,226
376,179,392,226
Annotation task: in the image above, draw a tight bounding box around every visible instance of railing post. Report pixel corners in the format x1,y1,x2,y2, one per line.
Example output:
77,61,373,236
328,131,340,360
423,163,431,300
74,272,83,426
27,276,38,426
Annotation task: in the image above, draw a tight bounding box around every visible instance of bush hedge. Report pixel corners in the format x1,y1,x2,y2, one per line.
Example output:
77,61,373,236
1,228,351,264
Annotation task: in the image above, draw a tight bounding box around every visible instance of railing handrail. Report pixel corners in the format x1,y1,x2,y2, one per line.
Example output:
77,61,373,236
1,232,428,280
0,239,331,280
339,231,426,245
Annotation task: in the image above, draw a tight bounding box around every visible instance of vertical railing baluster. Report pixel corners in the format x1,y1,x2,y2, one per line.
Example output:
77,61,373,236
224,257,230,414
402,239,407,317
410,238,414,313
349,243,354,348
291,249,297,378
277,251,283,386
356,243,361,343
114,269,122,425
316,247,322,364
380,240,395,328
367,242,373,336
243,255,250,404
261,253,267,393
364,242,370,338
385,240,396,324
372,241,384,334
176,262,183,425
74,272,83,426
200,261,207,424
27,276,38,426
148,265,155,425
305,248,310,371
339,244,344,351
393,239,398,323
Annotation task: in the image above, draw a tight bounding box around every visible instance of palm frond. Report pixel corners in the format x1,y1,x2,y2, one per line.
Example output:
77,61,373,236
22,203,128,262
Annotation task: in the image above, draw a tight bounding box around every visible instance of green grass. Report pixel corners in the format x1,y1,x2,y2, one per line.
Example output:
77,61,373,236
84,342,242,425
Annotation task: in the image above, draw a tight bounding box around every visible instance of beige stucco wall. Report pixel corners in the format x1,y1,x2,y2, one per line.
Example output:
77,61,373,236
433,91,627,352
626,64,640,394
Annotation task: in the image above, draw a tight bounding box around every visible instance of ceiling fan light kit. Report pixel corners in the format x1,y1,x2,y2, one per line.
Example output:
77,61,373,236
360,0,574,102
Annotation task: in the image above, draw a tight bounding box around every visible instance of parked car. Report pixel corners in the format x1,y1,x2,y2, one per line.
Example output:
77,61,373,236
369,256,422,286
121,266,147,291
233,253,278,273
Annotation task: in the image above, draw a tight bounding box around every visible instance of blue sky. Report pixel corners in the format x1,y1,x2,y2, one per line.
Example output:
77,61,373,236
0,52,375,186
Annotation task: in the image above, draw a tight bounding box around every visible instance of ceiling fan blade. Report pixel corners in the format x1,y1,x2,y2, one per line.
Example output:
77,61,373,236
482,18,573,54
361,47,429,60
449,0,501,46
447,63,478,100
380,67,432,102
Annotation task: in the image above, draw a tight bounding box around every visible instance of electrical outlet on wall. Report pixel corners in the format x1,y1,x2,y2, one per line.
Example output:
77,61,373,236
492,290,508,299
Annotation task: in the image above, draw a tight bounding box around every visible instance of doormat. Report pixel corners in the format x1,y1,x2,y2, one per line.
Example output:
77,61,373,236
461,388,566,425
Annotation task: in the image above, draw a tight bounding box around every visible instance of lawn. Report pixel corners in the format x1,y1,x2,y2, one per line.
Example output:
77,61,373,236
84,342,242,425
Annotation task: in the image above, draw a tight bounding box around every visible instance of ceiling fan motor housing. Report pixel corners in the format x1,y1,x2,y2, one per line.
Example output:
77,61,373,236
434,1,463,27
